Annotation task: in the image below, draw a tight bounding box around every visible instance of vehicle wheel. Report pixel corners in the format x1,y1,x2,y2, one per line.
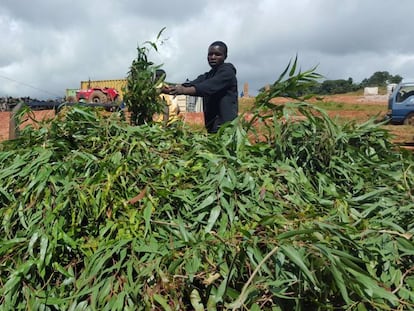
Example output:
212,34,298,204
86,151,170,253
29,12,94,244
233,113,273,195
403,113,414,126
89,91,107,104
67,96,76,103
108,96,121,112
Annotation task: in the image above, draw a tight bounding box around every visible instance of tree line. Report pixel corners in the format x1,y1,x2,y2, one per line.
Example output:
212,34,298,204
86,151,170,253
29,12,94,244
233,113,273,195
311,71,403,95
261,71,403,96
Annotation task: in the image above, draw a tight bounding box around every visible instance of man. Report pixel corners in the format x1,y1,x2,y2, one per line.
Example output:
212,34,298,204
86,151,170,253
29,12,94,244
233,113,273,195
167,41,238,133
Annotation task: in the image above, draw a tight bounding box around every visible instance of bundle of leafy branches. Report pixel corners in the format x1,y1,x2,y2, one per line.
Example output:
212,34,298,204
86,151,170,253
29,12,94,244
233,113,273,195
1,49,414,310
123,28,168,126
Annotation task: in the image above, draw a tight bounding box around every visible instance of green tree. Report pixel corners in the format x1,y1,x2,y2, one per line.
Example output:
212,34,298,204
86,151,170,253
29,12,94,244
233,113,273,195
388,74,403,84
317,78,355,94
360,71,403,87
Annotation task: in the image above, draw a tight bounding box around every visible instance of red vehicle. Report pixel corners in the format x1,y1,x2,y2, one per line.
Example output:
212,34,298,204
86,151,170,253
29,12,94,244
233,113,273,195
75,87,120,104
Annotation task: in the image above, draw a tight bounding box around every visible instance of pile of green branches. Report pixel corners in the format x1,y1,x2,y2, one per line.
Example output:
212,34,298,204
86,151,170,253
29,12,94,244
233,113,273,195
1,61,414,311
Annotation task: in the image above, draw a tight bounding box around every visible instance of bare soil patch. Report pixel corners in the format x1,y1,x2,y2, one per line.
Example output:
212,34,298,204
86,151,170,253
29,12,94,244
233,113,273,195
0,112,10,141
0,110,55,141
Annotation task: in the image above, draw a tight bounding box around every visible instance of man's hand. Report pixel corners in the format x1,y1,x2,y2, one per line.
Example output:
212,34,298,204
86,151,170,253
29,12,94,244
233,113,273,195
160,85,171,94
168,85,196,96
168,85,185,95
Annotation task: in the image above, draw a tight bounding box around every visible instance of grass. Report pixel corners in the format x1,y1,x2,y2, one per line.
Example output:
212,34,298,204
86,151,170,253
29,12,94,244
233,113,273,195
342,87,388,96
240,95,387,113
312,101,386,113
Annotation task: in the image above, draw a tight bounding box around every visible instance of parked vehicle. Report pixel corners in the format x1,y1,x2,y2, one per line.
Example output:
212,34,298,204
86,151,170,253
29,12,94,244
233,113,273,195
0,97,20,111
65,85,121,111
76,78,200,112
387,82,414,125
0,97,62,111
76,87,120,104
80,79,127,99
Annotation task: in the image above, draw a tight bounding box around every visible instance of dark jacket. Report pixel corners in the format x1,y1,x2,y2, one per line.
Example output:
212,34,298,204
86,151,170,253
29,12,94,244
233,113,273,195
186,63,238,133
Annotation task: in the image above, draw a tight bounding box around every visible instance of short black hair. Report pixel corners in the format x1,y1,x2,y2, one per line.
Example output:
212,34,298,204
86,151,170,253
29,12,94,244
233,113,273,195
154,69,166,82
155,69,166,78
209,41,228,57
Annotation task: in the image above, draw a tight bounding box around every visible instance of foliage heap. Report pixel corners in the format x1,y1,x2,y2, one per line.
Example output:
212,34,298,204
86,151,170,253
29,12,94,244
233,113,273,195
0,50,413,310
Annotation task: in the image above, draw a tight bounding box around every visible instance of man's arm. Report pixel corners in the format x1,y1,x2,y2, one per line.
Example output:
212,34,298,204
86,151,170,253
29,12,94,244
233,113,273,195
168,85,197,96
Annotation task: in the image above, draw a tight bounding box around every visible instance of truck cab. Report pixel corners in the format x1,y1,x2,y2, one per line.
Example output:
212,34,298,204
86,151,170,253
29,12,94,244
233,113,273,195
387,82,414,125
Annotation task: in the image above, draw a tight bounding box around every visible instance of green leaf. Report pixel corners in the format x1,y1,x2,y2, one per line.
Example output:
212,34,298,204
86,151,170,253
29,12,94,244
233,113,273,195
346,267,399,305
190,289,205,311
143,203,153,236
205,206,221,233
280,245,318,287
153,294,172,311
194,194,216,212
38,235,49,278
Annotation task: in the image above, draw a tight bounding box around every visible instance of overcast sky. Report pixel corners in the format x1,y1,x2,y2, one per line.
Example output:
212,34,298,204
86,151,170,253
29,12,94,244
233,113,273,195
1,0,414,99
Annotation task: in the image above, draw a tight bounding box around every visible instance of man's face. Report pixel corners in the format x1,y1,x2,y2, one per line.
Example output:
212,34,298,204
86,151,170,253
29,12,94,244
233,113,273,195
207,45,226,68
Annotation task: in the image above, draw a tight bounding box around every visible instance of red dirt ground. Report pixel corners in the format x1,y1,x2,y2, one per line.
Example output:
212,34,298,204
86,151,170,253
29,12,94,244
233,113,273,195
0,95,413,144
0,112,11,141
0,110,205,141
0,110,56,141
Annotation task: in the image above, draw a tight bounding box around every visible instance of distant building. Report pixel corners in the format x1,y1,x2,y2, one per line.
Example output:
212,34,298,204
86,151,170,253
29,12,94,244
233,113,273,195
364,87,378,96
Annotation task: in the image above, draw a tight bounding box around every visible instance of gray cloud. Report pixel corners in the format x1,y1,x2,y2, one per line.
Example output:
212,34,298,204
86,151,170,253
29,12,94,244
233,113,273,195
1,0,414,99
